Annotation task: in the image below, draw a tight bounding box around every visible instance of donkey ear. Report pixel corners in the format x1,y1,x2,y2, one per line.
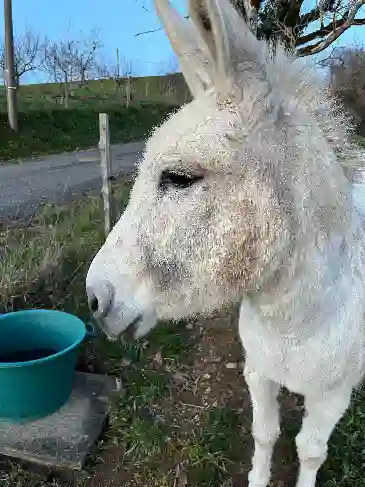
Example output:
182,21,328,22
155,0,214,98
188,0,230,82
188,0,265,88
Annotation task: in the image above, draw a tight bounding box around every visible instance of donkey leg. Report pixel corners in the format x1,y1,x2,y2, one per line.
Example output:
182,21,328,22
245,368,281,487
295,388,352,487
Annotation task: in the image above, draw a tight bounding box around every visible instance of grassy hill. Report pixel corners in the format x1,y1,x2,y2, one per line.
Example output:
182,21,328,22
0,73,191,112
0,73,190,162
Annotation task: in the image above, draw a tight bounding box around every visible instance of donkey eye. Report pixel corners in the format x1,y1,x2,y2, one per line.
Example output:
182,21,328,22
159,170,203,191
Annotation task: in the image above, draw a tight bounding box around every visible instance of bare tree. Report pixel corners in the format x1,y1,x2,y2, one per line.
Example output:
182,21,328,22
42,39,77,107
73,28,103,84
0,28,45,86
42,30,103,107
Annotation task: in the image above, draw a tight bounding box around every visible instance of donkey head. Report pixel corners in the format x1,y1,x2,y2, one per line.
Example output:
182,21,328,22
86,0,351,340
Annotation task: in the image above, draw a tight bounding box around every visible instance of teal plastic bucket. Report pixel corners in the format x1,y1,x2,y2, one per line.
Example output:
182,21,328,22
0,309,94,423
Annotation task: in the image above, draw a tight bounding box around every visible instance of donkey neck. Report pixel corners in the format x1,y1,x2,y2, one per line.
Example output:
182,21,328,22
247,220,363,339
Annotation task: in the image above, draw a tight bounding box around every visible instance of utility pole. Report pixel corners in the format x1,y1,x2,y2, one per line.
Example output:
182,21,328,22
4,0,18,132
116,48,120,79
115,47,121,102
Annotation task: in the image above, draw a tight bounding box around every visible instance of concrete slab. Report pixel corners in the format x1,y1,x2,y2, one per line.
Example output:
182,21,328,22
0,372,122,470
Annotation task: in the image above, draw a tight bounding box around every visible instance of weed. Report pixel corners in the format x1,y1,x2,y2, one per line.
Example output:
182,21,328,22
318,387,365,487
182,407,246,487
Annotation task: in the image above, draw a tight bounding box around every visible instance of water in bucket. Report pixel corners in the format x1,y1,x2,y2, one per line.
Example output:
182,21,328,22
0,348,58,363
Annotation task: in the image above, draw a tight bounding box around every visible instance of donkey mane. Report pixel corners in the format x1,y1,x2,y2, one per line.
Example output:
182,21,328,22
275,52,364,177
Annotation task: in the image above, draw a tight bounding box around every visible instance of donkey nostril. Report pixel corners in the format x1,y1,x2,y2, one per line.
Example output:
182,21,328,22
87,282,113,319
89,296,99,313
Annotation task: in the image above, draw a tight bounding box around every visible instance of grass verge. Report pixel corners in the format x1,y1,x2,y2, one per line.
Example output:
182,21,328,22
1,178,365,487
0,103,178,162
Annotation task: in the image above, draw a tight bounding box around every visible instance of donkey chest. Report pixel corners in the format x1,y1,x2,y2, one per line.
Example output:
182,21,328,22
242,333,327,393
238,304,365,395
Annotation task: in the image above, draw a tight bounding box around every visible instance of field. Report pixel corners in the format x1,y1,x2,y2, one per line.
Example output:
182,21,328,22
0,73,189,162
0,74,190,112
1,178,365,487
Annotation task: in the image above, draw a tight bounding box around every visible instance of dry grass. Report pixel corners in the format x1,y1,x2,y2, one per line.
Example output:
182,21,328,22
0,224,61,299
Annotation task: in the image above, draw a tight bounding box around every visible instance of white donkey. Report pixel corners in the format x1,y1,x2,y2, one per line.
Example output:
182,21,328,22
86,0,365,485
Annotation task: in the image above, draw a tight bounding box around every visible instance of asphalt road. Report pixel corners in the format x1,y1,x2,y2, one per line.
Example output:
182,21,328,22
0,141,145,222
1,141,364,224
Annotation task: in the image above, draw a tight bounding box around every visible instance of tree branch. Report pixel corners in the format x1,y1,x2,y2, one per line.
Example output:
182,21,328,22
135,15,190,36
297,0,365,56
134,0,152,13
298,6,320,28
135,26,164,36
296,16,365,46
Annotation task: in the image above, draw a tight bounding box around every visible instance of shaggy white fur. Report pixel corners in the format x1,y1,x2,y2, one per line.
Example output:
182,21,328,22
86,1,365,485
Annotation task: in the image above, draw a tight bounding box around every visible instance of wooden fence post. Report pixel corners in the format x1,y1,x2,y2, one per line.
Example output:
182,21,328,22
99,113,112,236
126,76,131,108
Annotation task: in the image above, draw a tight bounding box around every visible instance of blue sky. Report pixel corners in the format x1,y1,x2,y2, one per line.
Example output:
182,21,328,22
1,0,365,83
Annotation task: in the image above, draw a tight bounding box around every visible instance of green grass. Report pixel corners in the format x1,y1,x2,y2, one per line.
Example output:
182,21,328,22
2,177,365,486
0,190,107,311
0,103,179,162
182,408,247,486
352,134,365,149
318,387,365,487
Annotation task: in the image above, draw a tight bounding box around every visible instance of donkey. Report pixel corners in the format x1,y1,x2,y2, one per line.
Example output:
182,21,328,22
86,0,365,485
